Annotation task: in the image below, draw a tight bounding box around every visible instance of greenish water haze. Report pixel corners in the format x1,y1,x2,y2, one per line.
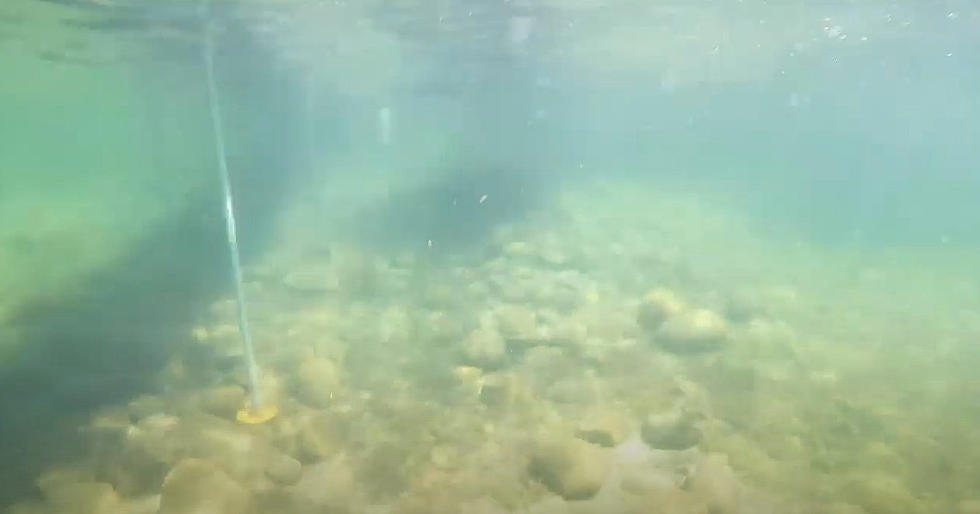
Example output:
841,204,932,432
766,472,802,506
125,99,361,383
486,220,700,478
0,33,207,318
1,0,979,512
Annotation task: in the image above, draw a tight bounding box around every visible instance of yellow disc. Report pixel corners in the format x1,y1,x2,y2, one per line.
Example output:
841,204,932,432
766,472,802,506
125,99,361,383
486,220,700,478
236,403,279,424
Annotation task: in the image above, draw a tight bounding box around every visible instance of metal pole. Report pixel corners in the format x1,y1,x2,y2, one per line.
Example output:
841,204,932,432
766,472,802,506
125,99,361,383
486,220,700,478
201,5,263,411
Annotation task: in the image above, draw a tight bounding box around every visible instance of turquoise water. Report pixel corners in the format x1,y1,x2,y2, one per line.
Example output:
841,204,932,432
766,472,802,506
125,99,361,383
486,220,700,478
1,1,979,513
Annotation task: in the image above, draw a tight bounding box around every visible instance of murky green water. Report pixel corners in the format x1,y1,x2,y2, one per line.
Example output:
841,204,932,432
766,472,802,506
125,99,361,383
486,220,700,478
1,1,979,513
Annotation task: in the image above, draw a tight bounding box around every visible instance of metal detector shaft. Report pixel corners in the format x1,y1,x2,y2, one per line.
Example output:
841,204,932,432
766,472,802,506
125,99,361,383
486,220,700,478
201,15,263,410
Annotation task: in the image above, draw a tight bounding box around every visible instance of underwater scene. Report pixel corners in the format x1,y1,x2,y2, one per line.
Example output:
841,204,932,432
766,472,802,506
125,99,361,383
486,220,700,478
1,0,979,513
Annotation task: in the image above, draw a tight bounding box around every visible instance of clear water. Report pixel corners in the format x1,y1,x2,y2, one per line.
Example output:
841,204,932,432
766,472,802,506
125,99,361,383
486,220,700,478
1,1,979,513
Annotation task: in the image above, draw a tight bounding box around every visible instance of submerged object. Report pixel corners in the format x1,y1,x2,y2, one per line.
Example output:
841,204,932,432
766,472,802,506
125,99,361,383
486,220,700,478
200,0,277,425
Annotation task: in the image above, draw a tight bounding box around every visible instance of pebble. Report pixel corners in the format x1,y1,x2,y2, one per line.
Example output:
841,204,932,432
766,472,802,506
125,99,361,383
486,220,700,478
283,268,339,293
686,453,739,514
265,454,303,486
641,410,702,451
657,308,729,353
157,458,252,514
44,481,121,514
463,328,507,368
298,412,347,462
198,386,246,420
288,456,359,512
576,410,632,448
295,357,343,408
494,304,539,341
637,288,686,330
529,436,611,501
479,373,515,408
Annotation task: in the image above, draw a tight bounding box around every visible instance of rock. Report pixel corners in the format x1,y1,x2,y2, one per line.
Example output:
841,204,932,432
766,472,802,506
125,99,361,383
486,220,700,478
859,442,904,473
36,467,94,497
297,412,347,462
44,481,122,514
267,412,305,457
199,385,246,419
641,410,702,451
820,503,869,514
724,289,766,322
421,311,464,345
360,441,412,499
545,378,598,405
463,328,507,368
524,496,570,514
619,468,681,497
422,283,456,308
295,357,343,408
182,418,275,483
193,323,245,359
576,410,632,447
543,318,588,346
607,438,698,507
123,495,160,514
266,454,303,486
458,496,509,514
429,445,458,469
392,251,416,269
494,304,539,341
479,373,515,408
686,453,739,514
389,485,460,514
3,502,46,514
504,241,533,258
626,489,709,514
96,441,171,496
127,394,167,421
578,302,637,343
528,436,611,501
209,299,239,320
87,408,130,439
656,308,729,353
530,279,583,312
283,268,339,293
98,414,179,495
158,458,252,514
243,262,280,282
494,275,531,302
336,252,381,297
637,289,686,330
453,365,484,397
523,346,566,371
539,247,569,267
378,305,415,345
287,456,359,513
255,368,287,408
136,412,180,437
465,280,492,299
212,323,243,341
843,473,921,514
